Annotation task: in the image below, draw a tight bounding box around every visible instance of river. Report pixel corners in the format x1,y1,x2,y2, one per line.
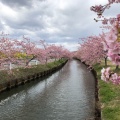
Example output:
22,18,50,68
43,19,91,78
0,60,95,120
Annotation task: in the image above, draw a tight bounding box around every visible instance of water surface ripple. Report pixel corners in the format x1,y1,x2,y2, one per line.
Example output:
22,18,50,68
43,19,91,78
0,60,95,120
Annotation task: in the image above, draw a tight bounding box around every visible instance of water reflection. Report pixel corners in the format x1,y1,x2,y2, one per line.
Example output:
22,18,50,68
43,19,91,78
0,60,95,120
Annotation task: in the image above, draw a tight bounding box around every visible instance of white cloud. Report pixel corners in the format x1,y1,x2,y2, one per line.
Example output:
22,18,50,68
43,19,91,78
0,0,119,51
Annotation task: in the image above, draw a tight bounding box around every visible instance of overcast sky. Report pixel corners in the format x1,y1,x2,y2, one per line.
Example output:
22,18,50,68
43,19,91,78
0,0,119,51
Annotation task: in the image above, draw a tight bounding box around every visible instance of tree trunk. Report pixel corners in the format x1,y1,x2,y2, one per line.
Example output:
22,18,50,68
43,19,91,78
116,65,119,70
104,57,107,67
45,58,48,64
26,56,36,66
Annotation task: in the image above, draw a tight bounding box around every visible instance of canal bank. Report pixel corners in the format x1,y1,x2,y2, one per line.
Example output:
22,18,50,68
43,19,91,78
0,60,95,120
91,69,101,120
0,59,68,93
93,61,120,120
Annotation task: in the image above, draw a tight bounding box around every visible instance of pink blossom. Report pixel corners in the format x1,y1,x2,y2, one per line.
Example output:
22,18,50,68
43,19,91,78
101,68,105,74
91,0,120,18
115,0,120,3
101,67,120,84
102,18,108,24
105,32,117,43
90,5,103,13
101,67,111,82
102,41,108,51
117,14,120,19
108,0,115,3
109,18,116,25
75,35,105,66
114,55,120,65
110,73,120,84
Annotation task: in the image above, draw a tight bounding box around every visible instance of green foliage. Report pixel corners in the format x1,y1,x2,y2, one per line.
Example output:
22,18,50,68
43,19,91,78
14,52,33,59
14,52,27,59
103,107,120,120
0,52,6,58
99,81,117,103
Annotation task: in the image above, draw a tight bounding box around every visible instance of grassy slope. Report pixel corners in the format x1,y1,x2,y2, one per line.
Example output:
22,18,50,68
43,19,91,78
0,59,66,84
93,60,120,120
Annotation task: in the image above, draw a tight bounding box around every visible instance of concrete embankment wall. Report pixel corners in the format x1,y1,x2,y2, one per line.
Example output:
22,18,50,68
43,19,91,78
0,60,68,93
91,69,101,120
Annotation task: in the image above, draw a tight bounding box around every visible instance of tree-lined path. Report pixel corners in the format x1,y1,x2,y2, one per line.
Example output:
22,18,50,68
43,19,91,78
0,60,95,120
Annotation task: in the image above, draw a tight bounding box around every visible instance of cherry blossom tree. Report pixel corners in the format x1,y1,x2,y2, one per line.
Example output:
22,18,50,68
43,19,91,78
0,33,71,72
91,1,120,84
101,67,120,84
16,36,38,66
48,44,71,61
76,35,106,67
38,40,51,64
101,15,120,67
90,0,120,18
0,33,21,71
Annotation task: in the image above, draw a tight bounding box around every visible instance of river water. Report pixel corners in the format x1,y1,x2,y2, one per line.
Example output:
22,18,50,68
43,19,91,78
0,60,95,120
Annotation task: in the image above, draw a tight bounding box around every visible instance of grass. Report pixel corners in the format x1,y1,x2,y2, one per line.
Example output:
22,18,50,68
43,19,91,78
0,59,66,84
93,60,120,120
